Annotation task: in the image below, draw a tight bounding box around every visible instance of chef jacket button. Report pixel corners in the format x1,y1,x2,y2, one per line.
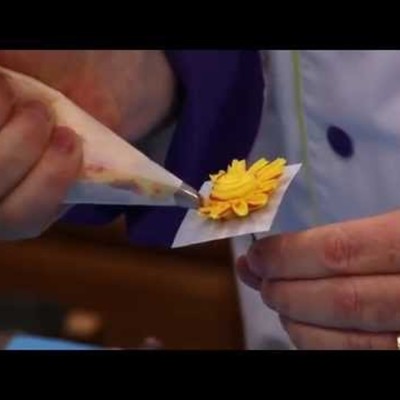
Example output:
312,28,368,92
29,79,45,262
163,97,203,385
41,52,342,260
327,126,354,158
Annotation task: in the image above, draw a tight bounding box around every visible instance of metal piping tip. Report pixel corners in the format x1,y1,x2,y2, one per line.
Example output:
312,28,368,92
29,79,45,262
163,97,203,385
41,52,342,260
174,183,203,209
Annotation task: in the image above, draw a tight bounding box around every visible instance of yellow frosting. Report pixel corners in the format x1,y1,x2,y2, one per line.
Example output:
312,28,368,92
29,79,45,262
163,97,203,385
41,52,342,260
199,157,286,220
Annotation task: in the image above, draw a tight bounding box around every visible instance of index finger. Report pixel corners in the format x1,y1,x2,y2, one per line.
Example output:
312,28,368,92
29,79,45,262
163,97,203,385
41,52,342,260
246,209,400,280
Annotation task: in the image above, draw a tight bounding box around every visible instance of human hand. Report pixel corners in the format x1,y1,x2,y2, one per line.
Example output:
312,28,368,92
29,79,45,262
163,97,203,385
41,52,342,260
237,211,400,349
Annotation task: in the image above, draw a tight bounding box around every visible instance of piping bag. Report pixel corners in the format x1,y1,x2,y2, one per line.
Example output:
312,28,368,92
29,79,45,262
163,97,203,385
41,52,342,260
0,66,202,210
0,66,302,248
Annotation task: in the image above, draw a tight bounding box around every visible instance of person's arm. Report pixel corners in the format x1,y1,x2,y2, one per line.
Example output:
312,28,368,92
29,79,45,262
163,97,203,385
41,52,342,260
0,50,177,240
0,50,264,245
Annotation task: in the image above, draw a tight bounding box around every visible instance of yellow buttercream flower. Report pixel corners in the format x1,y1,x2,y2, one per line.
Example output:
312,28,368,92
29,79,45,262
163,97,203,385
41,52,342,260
199,158,286,220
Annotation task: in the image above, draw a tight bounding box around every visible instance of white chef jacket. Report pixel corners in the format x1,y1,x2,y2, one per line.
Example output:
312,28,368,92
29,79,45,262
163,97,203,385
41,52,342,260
233,50,400,349
142,50,400,349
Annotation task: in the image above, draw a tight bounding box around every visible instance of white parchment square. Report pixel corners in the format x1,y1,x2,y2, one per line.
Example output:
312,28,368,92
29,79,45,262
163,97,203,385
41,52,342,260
172,164,302,248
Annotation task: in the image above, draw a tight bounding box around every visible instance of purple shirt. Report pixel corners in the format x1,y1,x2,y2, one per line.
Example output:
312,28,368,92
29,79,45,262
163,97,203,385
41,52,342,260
64,51,264,248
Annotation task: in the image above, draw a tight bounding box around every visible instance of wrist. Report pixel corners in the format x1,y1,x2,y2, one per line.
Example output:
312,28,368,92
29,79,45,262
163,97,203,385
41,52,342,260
117,50,178,142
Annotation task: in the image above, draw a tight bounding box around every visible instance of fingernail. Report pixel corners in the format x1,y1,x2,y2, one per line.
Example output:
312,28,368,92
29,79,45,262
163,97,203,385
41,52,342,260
51,126,77,154
247,244,264,277
236,254,247,268
22,100,52,121
237,255,262,291
237,254,250,273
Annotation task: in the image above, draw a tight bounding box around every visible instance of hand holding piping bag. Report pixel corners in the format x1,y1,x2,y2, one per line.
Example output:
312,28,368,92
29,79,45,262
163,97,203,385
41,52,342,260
0,66,202,210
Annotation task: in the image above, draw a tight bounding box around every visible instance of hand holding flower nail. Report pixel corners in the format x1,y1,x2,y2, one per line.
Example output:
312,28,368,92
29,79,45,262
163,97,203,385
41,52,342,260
237,211,400,349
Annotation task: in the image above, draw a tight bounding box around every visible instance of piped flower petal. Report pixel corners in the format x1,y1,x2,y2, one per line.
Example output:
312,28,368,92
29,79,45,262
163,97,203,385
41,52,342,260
209,170,225,182
248,158,269,175
232,200,249,217
258,179,279,193
246,193,268,208
256,158,286,180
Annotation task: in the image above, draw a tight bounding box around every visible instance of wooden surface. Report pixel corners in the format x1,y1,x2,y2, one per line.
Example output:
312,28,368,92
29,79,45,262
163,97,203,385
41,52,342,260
0,219,243,349
0,332,12,349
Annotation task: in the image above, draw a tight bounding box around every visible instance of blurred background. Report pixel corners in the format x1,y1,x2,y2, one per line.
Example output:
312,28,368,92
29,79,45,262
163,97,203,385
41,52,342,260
0,219,244,349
